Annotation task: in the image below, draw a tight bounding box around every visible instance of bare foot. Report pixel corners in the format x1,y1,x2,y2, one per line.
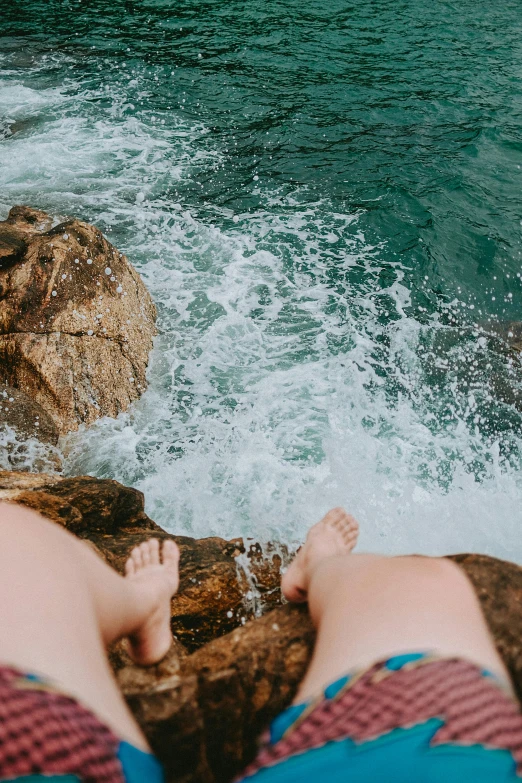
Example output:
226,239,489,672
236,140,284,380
124,538,180,665
281,508,359,603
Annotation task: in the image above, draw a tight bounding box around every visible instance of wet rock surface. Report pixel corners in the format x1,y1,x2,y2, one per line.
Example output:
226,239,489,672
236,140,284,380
0,385,59,446
0,206,157,434
2,470,522,782
0,384,62,472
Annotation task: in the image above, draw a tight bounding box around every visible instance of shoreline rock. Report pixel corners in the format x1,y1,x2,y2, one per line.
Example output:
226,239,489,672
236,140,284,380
0,206,157,436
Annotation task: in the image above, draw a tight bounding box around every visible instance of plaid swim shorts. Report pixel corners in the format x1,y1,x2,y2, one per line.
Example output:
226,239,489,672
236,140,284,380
238,653,522,782
0,665,164,782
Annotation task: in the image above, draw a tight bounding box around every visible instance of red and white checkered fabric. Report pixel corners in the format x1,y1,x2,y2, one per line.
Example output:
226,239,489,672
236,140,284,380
0,665,125,781
242,657,522,778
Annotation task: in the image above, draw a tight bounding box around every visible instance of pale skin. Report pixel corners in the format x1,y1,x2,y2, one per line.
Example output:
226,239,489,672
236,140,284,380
0,501,511,756
0,502,180,751
281,507,510,703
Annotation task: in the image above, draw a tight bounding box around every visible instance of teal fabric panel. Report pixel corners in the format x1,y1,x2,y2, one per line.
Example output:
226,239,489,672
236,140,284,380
384,652,427,671
117,740,164,783
324,674,351,700
239,719,519,782
270,704,310,745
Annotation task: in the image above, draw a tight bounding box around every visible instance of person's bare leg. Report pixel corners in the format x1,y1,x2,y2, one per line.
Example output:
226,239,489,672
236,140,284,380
0,502,180,750
283,508,509,704
281,507,360,602
71,532,179,662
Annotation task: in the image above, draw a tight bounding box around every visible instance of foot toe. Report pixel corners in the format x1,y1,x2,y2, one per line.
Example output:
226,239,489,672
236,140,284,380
149,538,160,565
328,507,347,527
140,541,152,567
125,556,135,576
131,545,143,569
162,539,180,568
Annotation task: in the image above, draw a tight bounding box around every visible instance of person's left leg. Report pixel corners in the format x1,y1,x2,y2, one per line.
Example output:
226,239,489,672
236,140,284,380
238,511,522,782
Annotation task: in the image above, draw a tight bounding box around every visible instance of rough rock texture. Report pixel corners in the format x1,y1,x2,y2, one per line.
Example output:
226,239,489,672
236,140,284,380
0,384,59,445
2,471,522,782
125,604,314,783
0,206,157,433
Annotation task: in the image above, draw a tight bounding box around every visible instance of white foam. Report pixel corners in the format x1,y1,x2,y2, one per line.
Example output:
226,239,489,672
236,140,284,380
0,426,61,474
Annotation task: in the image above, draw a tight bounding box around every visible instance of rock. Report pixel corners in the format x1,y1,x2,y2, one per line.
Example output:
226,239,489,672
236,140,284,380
125,604,315,783
481,321,522,358
3,470,522,782
0,384,59,445
0,206,157,433
0,468,61,494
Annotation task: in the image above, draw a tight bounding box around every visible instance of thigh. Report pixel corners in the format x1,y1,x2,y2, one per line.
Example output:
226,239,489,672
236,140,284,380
300,554,508,701
0,503,147,750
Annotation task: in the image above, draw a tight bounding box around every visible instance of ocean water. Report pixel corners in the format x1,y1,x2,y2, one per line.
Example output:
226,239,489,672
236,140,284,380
1,0,522,558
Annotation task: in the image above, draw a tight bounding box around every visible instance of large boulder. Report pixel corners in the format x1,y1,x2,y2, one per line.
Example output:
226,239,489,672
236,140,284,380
0,206,157,434
2,471,522,782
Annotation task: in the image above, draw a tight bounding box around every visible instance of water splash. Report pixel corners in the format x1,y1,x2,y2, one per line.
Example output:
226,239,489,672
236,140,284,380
0,426,61,474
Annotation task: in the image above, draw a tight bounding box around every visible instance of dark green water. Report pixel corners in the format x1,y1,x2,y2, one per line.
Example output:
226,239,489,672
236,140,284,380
1,0,522,556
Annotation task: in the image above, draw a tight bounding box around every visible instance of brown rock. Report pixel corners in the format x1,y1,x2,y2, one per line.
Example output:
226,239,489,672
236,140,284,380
0,468,60,494
0,384,59,445
0,206,157,433
125,604,315,783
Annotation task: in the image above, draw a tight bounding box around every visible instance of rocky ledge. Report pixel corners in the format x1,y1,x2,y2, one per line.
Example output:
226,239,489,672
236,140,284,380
3,469,522,783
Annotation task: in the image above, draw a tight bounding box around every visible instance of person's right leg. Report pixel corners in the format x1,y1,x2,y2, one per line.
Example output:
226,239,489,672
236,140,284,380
282,507,509,703
0,502,179,750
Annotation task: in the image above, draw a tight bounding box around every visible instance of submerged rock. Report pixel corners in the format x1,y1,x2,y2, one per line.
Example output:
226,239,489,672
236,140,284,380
0,384,62,472
0,206,157,434
481,321,522,358
2,470,522,782
0,385,59,446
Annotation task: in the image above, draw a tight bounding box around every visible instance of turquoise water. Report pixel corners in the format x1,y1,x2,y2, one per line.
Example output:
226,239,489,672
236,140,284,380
1,1,522,556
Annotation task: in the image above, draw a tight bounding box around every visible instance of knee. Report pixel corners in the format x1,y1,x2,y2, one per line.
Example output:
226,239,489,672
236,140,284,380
395,555,478,609
306,553,387,619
